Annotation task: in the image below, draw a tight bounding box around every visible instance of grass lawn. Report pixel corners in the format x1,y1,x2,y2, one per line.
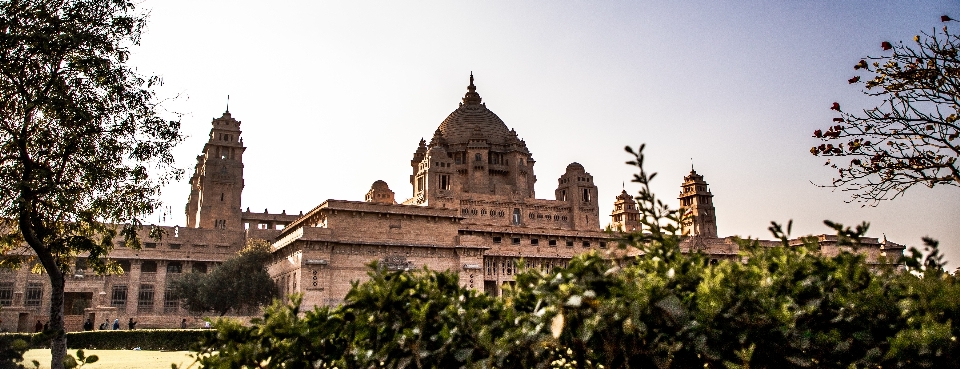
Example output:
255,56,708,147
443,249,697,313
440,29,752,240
22,349,197,369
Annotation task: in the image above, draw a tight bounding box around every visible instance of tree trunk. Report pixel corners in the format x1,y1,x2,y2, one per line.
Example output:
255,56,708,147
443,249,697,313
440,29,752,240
48,271,66,369
19,216,67,369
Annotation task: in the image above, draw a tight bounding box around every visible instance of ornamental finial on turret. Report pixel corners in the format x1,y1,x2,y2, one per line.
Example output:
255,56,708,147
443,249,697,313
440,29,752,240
462,72,482,105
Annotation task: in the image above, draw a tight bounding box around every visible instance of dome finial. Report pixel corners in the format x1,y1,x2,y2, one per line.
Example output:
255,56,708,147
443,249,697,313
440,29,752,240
462,72,482,105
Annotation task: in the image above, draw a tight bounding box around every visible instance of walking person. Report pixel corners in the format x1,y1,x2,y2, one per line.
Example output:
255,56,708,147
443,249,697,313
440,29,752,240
100,319,109,330
34,320,42,333
128,318,137,330
112,319,119,330
83,319,93,331
180,319,187,329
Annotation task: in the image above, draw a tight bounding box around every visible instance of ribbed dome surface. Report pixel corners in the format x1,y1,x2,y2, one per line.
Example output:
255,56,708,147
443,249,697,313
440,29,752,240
435,73,518,147
437,105,513,145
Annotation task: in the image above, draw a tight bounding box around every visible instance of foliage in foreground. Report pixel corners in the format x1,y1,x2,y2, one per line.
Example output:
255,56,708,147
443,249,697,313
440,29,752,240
186,145,958,368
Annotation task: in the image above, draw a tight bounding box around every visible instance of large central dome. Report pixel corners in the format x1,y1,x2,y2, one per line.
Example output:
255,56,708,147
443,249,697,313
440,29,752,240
436,74,515,146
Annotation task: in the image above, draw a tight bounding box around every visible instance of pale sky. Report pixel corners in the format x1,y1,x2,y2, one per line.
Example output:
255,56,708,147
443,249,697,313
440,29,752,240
131,1,960,266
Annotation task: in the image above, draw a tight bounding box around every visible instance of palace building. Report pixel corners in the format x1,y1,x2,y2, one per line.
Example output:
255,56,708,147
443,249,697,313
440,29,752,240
0,75,905,331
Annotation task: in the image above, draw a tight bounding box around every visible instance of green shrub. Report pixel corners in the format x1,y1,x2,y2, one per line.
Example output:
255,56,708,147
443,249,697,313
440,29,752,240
0,330,214,351
0,333,30,369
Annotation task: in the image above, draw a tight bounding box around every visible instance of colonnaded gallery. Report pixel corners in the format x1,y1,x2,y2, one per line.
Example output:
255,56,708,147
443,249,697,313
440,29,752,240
0,75,905,331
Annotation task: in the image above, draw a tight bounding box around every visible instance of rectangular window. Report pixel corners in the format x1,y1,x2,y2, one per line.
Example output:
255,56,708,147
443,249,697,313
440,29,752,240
163,288,179,313
169,243,181,250
566,240,574,247
531,239,539,246
548,240,557,247
511,237,521,245
583,241,591,247
138,284,154,312
25,283,43,307
440,175,451,190
110,285,127,308
167,263,182,273
144,242,157,248
600,242,607,248
0,282,13,306
493,236,502,244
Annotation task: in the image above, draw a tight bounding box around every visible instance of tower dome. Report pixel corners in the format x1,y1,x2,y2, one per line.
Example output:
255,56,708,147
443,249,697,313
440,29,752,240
436,73,515,146
566,162,586,173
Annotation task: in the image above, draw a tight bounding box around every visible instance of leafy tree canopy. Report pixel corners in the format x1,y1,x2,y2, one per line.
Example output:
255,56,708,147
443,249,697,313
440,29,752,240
170,239,278,317
0,0,183,367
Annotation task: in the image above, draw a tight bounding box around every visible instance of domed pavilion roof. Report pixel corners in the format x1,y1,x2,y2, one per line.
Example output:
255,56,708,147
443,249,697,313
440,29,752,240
436,73,516,147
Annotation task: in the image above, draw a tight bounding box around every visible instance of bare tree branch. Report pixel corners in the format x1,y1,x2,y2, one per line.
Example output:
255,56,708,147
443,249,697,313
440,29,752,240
812,19,960,205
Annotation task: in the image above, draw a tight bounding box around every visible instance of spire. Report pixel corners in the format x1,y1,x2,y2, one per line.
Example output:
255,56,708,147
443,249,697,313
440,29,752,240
226,95,230,113
462,72,482,105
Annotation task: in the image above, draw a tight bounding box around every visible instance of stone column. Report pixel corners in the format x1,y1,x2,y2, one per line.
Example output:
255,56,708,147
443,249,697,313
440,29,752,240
127,260,141,315
156,260,168,315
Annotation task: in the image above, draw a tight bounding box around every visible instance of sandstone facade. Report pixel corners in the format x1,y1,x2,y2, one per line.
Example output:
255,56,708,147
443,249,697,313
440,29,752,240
0,75,905,331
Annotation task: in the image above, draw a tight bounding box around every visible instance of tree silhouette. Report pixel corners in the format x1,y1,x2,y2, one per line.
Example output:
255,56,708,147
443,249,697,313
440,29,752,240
812,16,960,205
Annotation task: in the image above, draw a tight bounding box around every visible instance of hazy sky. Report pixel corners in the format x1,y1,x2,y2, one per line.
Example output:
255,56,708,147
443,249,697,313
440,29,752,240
131,1,960,266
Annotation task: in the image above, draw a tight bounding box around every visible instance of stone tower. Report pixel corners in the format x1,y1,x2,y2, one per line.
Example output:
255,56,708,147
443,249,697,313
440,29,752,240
610,189,641,232
678,168,717,238
185,110,246,230
554,163,600,230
